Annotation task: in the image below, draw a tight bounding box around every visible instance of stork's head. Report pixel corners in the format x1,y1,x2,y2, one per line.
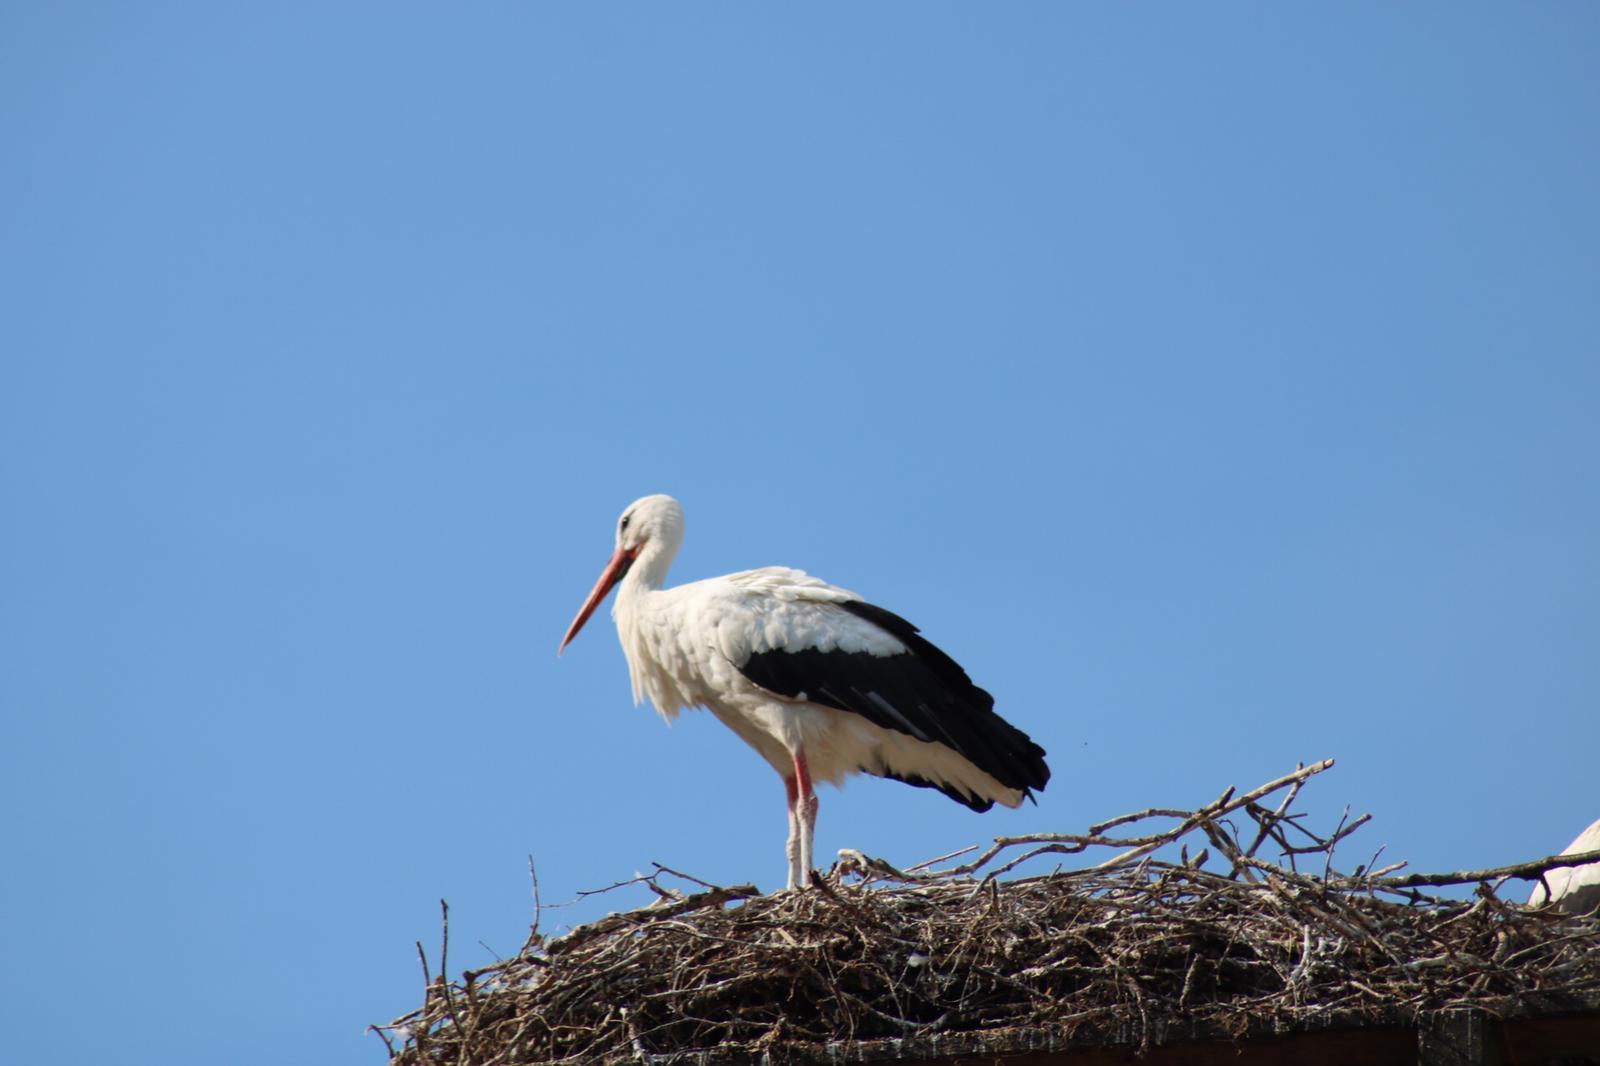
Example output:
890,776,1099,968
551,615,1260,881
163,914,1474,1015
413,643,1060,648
612,493,684,557
559,494,684,654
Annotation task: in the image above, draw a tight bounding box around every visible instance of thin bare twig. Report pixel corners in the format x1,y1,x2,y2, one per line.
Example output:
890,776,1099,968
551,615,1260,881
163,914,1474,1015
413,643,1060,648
1371,848,1600,890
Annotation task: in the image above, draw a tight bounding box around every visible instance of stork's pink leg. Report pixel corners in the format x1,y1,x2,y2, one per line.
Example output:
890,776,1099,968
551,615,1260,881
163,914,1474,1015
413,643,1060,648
793,751,818,888
783,772,802,890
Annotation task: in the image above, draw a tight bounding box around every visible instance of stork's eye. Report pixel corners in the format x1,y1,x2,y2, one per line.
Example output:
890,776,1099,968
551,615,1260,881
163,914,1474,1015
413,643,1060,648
620,514,632,534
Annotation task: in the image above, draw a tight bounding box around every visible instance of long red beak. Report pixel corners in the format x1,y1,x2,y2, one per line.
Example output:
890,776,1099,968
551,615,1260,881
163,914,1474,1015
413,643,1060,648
559,546,636,654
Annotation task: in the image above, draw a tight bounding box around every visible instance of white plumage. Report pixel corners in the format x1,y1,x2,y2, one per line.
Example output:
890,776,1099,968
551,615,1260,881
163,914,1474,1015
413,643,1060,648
560,494,1050,890
1528,817,1600,915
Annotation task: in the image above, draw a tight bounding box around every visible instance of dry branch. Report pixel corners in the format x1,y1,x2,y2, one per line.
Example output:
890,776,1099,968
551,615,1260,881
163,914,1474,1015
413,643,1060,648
1372,848,1600,890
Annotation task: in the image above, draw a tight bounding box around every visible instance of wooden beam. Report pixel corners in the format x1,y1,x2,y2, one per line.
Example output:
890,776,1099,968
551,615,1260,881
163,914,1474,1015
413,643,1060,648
891,1025,1418,1066
886,1008,1600,1066
1499,1010,1600,1063
1418,1010,1500,1066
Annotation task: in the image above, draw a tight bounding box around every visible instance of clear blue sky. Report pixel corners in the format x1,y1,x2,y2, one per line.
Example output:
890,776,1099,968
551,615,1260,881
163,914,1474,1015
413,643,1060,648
3,5,1596,1064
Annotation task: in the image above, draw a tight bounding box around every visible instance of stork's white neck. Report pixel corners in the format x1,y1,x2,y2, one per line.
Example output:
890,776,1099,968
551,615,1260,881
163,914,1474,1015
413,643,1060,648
608,494,686,710
611,520,688,716
621,534,677,596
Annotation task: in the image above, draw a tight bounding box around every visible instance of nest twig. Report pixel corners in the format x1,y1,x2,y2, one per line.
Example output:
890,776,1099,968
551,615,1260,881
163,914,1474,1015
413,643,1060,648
375,759,1600,1064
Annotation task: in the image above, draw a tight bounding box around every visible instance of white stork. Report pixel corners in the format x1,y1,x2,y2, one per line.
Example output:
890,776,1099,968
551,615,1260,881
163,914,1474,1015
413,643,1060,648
559,494,1050,890
1527,817,1600,915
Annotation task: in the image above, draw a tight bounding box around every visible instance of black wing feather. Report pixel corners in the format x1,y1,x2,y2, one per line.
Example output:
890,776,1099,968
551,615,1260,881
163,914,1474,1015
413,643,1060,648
735,599,1050,806
878,767,997,813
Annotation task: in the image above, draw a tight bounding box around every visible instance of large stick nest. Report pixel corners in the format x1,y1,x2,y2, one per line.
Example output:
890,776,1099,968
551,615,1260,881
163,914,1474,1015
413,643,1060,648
378,761,1600,1064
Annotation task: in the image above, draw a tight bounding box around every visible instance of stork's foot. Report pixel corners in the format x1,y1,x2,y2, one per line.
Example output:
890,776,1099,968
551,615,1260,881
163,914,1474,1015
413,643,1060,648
778,869,818,893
